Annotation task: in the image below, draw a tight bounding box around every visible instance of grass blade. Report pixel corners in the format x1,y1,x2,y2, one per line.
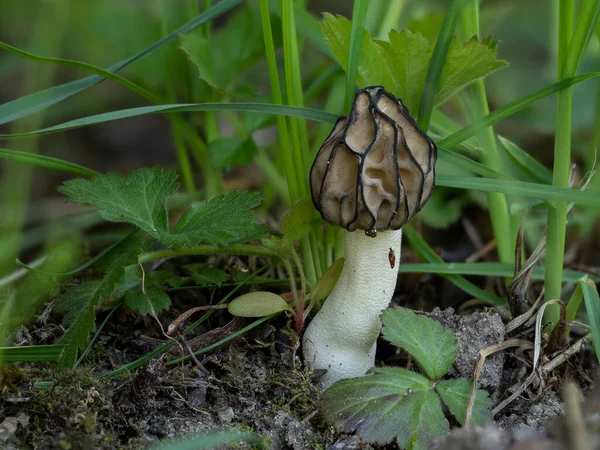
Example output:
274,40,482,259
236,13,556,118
399,262,596,283
439,72,600,149
0,0,242,126
417,0,466,129
344,0,370,112
498,136,553,184
437,176,600,208
403,224,505,306
0,103,339,139
438,146,514,180
581,277,600,363
0,344,64,362
0,148,98,177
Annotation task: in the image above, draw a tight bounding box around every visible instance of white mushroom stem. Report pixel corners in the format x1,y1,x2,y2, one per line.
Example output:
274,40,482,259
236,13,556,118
302,229,402,388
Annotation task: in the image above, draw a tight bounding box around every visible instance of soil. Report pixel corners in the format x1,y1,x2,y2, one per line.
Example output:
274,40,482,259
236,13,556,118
1,262,599,449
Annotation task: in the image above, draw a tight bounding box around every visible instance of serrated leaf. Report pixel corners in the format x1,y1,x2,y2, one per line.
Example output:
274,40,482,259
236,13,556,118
183,264,229,287
168,191,268,247
322,367,435,446
228,292,292,317
381,307,457,379
208,137,258,170
125,286,171,316
54,235,143,368
436,378,492,425
321,17,506,111
321,14,394,90
396,389,449,450
379,29,432,113
281,199,315,248
60,169,268,247
54,281,104,369
309,257,344,303
435,36,508,105
59,167,177,241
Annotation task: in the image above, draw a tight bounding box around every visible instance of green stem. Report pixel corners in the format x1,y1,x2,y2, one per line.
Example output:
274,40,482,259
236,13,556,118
545,0,600,322
259,0,297,204
159,0,195,194
461,3,512,265
138,244,278,264
344,0,370,113
417,0,462,130
375,0,406,39
280,0,318,286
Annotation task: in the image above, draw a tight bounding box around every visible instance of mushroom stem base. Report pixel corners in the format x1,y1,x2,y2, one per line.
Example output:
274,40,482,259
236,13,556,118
302,229,402,388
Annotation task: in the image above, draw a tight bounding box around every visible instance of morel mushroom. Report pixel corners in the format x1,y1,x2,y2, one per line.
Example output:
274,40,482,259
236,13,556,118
302,86,437,388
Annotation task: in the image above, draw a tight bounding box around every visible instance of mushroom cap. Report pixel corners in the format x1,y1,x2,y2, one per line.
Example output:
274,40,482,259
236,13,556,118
310,86,437,236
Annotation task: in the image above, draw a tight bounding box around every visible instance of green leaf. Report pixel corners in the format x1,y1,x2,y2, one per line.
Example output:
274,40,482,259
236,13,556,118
322,368,448,449
0,0,243,126
125,286,171,316
436,378,491,425
281,199,316,248
183,264,229,287
228,291,293,317
321,14,394,90
54,281,104,369
208,137,258,170
418,190,465,229
396,390,449,450
435,36,508,106
149,430,268,450
180,5,264,96
168,191,268,247
322,367,432,445
59,167,177,241
498,136,553,184
379,29,432,113
0,148,99,177
310,257,344,303
60,168,268,247
54,234,143,368
381,307,457,379
581,278,600,363
0,344,65,363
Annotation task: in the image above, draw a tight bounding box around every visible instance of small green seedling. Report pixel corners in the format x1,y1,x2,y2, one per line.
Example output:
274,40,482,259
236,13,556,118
321,307,491,450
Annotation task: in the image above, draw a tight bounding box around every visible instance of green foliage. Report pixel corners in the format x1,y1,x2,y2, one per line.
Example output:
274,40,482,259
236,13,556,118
183,264,229,287
54,167,268,368
418,190,466,229
208,137,258,170
149,430,268,450
322,307,491,449
280,199,320,249
309,257,344,304
54,234,143,369
436,379,491,425
321,14,507,114
180,5,265,97
228,291,293,317
381,308,457,380
581,277,600,363
60,167,268,247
